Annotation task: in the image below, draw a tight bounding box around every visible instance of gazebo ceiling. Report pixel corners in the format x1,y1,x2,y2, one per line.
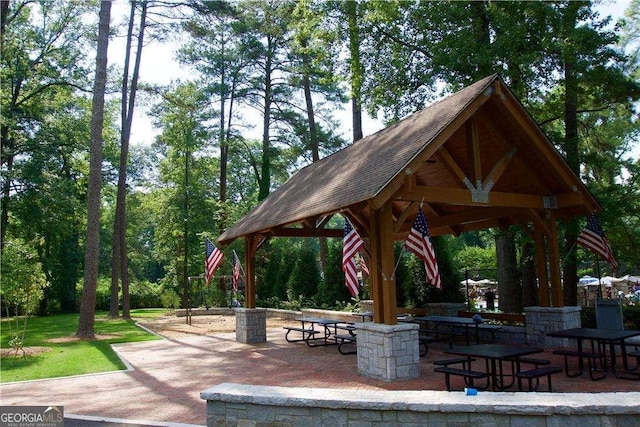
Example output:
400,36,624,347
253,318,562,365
218,74,599,246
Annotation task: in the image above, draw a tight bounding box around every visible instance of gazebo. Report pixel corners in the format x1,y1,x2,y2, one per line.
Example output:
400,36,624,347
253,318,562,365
218,74,599,380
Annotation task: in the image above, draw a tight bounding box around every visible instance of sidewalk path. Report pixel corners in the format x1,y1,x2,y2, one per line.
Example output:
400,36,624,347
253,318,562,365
2,326,639,426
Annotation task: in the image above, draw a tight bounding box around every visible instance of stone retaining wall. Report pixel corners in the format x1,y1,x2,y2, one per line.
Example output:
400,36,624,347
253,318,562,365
201,383,640,427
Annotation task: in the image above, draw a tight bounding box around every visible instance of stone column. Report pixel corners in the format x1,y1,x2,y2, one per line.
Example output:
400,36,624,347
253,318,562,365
524,306,581,347
356,322,420,381
360,300,374,315
235,308,267,343
425,302,466,317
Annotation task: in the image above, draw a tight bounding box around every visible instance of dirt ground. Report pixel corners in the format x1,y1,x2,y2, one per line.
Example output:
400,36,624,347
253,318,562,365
137,313,291,338
1,314,286,359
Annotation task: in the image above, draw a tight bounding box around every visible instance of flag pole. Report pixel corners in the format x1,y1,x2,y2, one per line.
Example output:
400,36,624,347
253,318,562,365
596,258,602,299
227,251,246,278
560,239,578,268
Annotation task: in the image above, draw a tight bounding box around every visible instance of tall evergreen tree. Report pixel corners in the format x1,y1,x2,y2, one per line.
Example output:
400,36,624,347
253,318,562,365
77,0,111,338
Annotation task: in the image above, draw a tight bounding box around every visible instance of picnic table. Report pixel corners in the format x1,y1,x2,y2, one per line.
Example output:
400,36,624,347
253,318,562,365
546,327,640,381
351,312,373,322
411,315,502,346
441,343,547,391
283,317,350,347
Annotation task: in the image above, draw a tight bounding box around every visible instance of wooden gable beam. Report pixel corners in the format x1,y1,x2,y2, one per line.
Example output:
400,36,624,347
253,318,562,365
438,137,517,207
394,201,419,233
271,227,343,238
437,146,468,186
480,112,554,195
431,207,526,229
270,213,343,238
370,84,496,211
423,202,459,235
484,146,517,190
400,185,586,210
343,203,371,237
493,83,598,213
468,117,482,185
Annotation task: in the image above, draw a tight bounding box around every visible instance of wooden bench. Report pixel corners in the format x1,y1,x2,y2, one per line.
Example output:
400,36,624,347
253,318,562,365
552,349,606,380
434,366,489,391
516,366,562,392
283,326,318,343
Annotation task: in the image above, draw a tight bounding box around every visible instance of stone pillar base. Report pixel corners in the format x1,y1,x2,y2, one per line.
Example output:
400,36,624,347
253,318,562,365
235,308,267,343
524,306,581,347
357,322,420,381
425,302,466,317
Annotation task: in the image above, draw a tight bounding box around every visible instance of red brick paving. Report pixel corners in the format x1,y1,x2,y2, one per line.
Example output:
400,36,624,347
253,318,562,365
1,326,638,426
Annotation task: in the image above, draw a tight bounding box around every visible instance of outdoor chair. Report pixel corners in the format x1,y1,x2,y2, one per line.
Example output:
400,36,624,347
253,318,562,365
595,298,624,330
595,298,639,362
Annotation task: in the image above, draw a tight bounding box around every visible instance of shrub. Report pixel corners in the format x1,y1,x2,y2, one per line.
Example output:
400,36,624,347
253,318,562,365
1,238,48,357
160,288,180,310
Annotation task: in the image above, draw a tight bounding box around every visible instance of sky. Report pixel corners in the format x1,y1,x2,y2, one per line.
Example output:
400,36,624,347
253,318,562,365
108,0,637,159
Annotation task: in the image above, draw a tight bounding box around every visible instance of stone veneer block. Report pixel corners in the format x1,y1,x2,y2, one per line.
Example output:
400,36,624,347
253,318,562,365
201,383,640,427
356,321,420,381
524,306,581,347
234,308,266,343
425,302,466,317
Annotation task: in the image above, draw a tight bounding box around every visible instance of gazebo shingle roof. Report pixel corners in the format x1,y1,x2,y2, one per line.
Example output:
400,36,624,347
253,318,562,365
219,74,598,245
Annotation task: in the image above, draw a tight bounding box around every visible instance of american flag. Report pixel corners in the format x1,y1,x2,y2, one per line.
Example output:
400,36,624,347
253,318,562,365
405,207,442,288
205,238,224,287
577,214,618,271
359,252,369,276
232,250,241,293
343,217,364,297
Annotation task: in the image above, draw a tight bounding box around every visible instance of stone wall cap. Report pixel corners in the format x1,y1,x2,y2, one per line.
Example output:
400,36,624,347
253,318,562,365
201,383,640,415
357,322,419,333
524,306,582,313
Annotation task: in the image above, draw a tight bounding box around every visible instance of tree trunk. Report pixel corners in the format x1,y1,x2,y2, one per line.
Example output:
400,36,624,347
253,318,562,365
495,228,521,313
112,1,147,320
110,0,135,319
346,0,363,142
219,31,228,233
259,37,273,201
77,0,111,338
299,39,329,275
561,2,581,307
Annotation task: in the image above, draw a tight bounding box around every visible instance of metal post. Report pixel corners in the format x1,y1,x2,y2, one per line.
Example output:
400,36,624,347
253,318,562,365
465,269,470,310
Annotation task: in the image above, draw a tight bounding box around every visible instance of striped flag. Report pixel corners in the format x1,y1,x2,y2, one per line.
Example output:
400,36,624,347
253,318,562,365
405,207,442,288
205,238,224,287
577,214,618,271
343,217,364,297
359,252,369,276
232,250,241,293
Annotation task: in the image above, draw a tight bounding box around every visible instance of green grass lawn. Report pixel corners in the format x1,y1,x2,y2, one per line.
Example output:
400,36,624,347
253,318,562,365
0,308,167,383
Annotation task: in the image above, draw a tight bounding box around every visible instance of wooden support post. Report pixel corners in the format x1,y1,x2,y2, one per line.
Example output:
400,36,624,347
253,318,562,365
533,230,550,307
244,235,257,309
546,215,563,307
380,201,397,325
369,208,384,323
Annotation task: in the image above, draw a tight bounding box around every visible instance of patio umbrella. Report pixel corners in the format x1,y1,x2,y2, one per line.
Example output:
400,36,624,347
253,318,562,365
578,275,600,285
